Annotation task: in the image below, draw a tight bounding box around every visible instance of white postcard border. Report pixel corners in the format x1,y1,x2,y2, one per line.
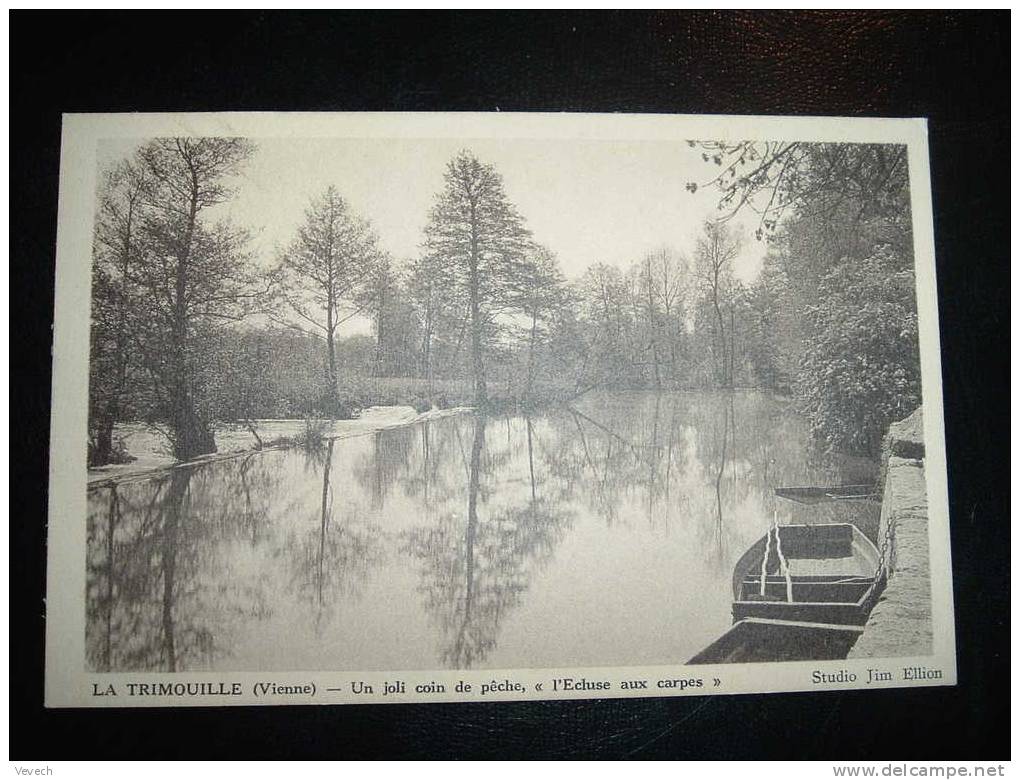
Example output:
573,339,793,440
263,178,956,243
45,112,956,707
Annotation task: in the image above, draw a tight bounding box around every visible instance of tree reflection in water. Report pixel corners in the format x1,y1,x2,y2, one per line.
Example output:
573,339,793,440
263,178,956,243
284,440,386,633
86,456,283,672
85,392,877,672
542,391,876,572
401,414,574,669
542,394,695,530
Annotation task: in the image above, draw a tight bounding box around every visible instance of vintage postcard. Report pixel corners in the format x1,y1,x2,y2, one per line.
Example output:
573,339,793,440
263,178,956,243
45,112,955,707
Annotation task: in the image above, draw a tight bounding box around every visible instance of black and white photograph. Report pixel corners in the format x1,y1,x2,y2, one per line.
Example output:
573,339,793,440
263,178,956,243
44,112,954,707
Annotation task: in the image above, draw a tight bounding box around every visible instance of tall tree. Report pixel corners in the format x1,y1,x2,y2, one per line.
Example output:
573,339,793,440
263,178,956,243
694,220,741,388
744,253,796,390
639,254,664,390
575,263,634,390
89,162,145,465
511,244,567,398
633,248,688,391
644,247,689,385
358,253,400,377
406,250,461,392
130,138,260,460
422,151,531,407
277,186,382,414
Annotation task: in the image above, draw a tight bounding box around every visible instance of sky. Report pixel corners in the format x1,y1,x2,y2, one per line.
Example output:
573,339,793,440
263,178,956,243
98,135,768,286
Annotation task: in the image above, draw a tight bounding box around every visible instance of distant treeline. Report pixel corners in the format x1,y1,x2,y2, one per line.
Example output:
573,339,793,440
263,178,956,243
89,139,919,465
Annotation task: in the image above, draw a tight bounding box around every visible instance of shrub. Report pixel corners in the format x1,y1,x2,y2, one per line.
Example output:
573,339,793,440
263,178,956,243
299,417,331,450
87,435,136,467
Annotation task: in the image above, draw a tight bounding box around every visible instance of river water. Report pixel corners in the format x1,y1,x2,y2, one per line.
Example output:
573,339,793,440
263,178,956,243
85,391,879,673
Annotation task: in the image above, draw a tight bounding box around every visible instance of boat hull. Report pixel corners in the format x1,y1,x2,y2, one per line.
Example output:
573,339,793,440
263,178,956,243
774,485,877,505
688,618,864,664
731,523,884,627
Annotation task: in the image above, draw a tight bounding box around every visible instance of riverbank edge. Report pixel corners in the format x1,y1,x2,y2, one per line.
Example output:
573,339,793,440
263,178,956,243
848,407,932,659
86,406,475,490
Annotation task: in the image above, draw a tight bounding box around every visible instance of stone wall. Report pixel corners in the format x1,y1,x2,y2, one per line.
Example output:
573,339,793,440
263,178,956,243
848,408,933,659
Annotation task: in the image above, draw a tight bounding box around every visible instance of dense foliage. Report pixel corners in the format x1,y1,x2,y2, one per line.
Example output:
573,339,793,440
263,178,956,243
797,247,920,453
693,140,919,454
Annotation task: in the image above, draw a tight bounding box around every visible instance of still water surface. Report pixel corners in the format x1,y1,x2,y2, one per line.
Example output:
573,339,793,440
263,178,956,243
86,391,878,673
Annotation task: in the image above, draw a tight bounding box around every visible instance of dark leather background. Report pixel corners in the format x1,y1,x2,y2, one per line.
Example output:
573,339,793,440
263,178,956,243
10,11,1009,759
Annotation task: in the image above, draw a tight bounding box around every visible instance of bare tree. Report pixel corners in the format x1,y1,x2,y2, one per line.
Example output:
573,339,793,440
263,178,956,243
695,220,741,388
648,247,690,384
358,252,400,377
129,138,261,459
638,253,668,391
575,263,635,390
407,253,446,393
89,162,145,465
276,186,382,413
510,244,567,398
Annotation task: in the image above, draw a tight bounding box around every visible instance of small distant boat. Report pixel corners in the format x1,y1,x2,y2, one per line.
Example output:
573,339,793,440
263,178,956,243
688,618,864,664
774,485,877,505
731,523,883,627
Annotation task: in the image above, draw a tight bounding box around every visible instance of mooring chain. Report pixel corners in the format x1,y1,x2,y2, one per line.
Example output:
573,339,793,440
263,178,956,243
888,520,898,574
873,519,896,583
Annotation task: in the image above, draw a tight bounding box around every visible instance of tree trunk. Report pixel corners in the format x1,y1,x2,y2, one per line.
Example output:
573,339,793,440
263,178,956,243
169,180,215,460
450,310,468,375
470,288,486,406
325,297,339,416
468,214,487,407
374,305,385,377
171,405,216,461
645,260,662,391
94,197,136,467
245,420,263,449
91,415,116,467
323,207,340,414
526,309,538,399
422,319,434,397
711,270,727,389
526,417,537,505
729,307,736,388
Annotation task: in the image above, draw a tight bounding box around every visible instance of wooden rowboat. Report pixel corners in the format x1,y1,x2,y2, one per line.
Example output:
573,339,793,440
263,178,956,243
731,523,883,627
688,618,864,664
